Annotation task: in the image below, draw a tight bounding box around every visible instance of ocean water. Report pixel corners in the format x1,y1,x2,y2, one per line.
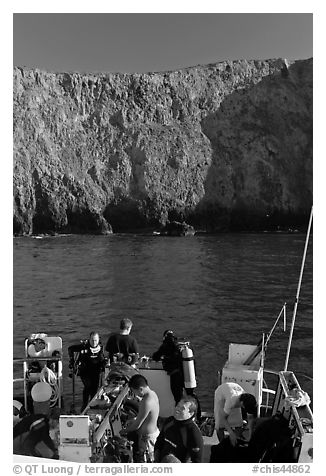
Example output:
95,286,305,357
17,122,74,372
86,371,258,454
13,233,313,410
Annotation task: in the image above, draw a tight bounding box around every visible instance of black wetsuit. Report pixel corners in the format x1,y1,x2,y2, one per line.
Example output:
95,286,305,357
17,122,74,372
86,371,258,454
68,341,105,410
152,335,184,404
154,416,203,463
13,414,56,457
105,333,139,363
210,413,294,463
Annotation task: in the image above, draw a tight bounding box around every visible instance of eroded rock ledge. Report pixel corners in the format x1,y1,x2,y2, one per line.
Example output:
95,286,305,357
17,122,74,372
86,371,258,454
13,58,313,235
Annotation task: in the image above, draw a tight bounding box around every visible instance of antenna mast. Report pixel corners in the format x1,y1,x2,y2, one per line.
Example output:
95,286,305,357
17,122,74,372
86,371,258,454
284,207,313,371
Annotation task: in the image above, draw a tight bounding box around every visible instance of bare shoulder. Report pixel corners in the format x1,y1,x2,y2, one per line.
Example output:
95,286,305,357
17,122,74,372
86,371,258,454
143,390,159,406
150,389,159,403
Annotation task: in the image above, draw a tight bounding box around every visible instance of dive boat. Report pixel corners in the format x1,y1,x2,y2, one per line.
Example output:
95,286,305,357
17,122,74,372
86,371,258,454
13,210,313,463
13,336,313,463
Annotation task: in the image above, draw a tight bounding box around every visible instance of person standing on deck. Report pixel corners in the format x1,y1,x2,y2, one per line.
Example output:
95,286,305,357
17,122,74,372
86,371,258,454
152,330,184,404
152,330,202,420
120,374,160,462
105,318,139,365
68,331,106,411
214,382,257,446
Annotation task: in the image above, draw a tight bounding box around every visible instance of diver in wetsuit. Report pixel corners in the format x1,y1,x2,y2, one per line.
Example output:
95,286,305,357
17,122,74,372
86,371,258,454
152,330,184,404
154,396,203,463
13,403,59,458
68,331,106,411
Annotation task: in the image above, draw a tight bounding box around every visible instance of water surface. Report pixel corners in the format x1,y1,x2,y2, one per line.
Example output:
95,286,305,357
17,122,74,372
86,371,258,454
13,233,313,409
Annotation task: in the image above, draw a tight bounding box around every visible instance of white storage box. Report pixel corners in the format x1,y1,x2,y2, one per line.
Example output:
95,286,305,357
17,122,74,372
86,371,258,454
222,365,263,402
227,343,262,367
140,368,175,417
222,344,264,416
59,415,90,445
58,444,92,462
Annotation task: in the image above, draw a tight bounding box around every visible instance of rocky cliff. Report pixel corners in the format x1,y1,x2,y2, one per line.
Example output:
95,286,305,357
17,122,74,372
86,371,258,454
13,58,313,235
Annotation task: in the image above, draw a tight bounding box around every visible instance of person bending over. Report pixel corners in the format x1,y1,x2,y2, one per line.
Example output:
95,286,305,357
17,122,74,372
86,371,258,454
120,374,160,462
214,382,257,446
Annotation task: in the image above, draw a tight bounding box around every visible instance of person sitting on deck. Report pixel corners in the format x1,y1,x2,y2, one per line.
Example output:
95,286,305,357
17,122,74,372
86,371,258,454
68,331,106,411
13,405,61,458
105,318,139,365
154,396,203,463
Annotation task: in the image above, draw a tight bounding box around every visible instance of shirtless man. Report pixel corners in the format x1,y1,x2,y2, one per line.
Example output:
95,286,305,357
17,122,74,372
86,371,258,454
120,374,160,462
214,382,257,446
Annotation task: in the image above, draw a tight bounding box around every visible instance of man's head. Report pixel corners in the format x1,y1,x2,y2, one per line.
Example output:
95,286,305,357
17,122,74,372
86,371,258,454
239,393,258,416
163,330,174,338
174,397,197,421
120,319,133,334
128,374,148,398
89,332,100,348
163,330,174,341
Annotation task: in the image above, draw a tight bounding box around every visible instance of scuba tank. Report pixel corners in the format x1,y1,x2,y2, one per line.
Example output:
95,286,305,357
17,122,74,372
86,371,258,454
181,343,197,389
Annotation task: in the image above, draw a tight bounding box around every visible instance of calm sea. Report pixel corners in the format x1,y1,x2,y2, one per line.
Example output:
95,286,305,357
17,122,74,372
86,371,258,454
13,233,313,410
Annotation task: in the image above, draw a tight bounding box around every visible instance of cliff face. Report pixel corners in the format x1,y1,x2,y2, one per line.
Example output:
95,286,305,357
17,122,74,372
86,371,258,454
13,58,313,235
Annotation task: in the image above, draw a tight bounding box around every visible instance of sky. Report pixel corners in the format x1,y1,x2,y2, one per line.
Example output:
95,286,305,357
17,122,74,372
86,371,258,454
13,12,313,74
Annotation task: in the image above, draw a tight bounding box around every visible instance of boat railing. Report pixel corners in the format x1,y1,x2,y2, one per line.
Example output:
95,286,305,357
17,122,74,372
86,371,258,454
260,368,312,415
271,371,313,462
13,355,63,410
93,385,129,444
259,368,279,415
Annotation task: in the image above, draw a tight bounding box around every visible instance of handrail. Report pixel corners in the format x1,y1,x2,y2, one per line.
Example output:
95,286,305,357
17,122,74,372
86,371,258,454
284,207,313,371
262,368,280,376
244,304,286,366
94,385,129,443
13,355,63,409
13,357,62,363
